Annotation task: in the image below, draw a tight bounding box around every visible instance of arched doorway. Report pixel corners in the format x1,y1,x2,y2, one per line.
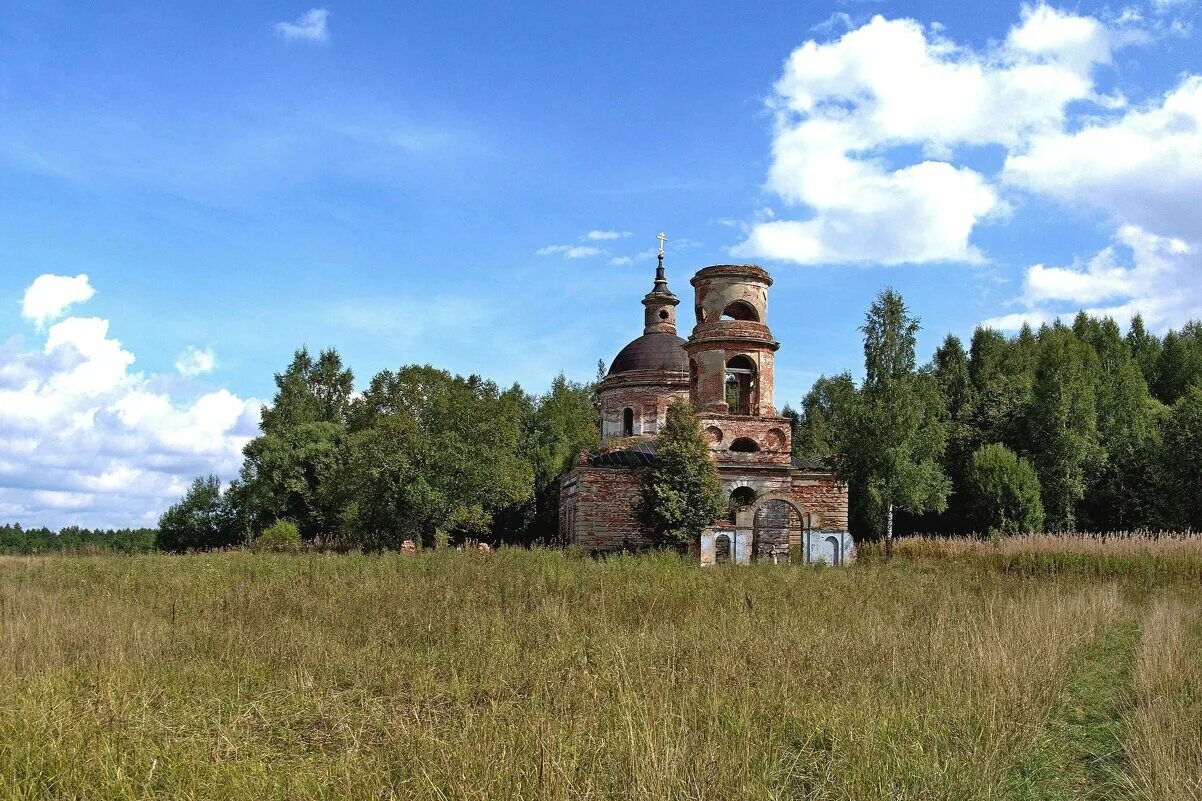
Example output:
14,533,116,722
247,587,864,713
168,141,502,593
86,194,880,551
714,533,732,564
751,497,806,564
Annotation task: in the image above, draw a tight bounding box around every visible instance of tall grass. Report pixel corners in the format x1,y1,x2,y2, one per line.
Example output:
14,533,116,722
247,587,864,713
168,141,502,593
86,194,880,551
1123,595,1202,801
874,532,1202,582
0,549,1196,799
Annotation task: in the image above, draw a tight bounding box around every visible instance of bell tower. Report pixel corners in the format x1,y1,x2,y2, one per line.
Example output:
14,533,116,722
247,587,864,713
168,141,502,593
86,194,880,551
684,265,779,415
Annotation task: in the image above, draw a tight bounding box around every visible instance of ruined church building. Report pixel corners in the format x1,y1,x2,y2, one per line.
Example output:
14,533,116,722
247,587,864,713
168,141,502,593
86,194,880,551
559,247,854,565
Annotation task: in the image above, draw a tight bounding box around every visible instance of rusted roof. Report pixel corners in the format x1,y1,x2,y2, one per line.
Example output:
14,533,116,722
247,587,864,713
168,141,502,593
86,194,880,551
608,333,689,376
792,456,830,471
589,439,658,467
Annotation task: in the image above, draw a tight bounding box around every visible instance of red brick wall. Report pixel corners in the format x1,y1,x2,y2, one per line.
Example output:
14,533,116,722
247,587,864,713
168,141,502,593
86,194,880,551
792,473,849,531
560,466,649,552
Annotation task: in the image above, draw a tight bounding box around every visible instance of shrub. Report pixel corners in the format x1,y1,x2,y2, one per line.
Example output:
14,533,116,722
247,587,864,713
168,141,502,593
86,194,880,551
251,520,302,553
966,444,1045,535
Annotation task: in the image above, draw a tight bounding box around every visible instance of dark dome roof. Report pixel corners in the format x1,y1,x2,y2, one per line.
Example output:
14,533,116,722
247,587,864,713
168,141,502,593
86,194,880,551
608,333,689,376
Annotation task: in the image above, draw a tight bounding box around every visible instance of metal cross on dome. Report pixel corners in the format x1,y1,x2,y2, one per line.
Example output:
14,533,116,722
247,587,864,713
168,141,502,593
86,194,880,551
657,231,668,257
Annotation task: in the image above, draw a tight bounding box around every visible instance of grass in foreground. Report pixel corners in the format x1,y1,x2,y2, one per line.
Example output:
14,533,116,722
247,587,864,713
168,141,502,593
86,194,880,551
0,549,1198,800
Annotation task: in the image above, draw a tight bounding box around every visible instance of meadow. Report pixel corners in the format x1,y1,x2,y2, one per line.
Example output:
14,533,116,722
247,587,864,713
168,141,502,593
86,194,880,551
0,543,1199,800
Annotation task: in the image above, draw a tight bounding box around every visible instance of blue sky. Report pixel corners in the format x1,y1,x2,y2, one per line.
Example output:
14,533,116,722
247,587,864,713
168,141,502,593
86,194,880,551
2,1,1201,528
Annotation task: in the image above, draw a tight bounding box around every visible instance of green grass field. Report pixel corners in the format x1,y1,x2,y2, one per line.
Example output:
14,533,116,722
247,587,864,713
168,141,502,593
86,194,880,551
1,546,1200,800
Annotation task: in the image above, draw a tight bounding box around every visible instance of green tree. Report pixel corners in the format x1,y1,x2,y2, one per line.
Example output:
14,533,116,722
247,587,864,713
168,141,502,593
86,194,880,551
156,475,239,552
233,348,354,544
1028,325,1103,531
838,289,949,555
1153,323,1202,404
780,403,801,445
337,366,533,549
251,520,302,553
260,347,354,434
513,373,600,545
965,444,1044,535
1162,385,1202,529
927,334,979,533
1126,314,1161,390
636,400,724,549
1085,318,1166,530
968,327,1035,455
793,372,857,459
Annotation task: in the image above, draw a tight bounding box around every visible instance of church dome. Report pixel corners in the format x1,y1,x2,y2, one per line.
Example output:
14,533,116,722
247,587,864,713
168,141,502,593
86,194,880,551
609,332,689,376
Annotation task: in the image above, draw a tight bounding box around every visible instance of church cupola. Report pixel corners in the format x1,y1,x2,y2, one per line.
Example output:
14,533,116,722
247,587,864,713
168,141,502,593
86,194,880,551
642,232,679,335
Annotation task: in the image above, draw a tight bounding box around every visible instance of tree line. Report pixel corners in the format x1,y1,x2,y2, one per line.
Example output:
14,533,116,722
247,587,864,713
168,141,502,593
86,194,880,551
0,524,156,554
9,290,1199,554
156,352,602,551
788,292,1202,547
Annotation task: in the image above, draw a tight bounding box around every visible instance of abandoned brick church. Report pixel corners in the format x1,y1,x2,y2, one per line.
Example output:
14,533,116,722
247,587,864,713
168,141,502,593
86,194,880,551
559,249,854,565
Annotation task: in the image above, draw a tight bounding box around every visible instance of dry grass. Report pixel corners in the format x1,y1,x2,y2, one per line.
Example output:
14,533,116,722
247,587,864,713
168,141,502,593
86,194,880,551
1124,596,1202,801
876,532,1202,582
0,549,1197,799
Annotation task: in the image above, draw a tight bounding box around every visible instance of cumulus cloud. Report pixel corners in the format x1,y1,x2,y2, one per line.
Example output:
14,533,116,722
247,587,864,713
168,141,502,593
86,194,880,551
585,230,631,240
174,345,216,377
1004,76,1202,241
983,225,1199,330
739,3,1202,330
738,5,1115,265
275,8,329,42
0,275,261,529
21,273,96,328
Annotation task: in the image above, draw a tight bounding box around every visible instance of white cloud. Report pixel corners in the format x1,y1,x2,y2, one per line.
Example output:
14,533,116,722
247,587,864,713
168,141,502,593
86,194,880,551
984,225,1199,330
174,345,216,377
1004,76,1202,241
275,8,329,42
739,3,1202,329
585,230,631,240
21,273,95,328
811,12,855,35
979,310,1054,331
0,275,261,529
609,256,633,266
536,244,604,259
739,6,1115,265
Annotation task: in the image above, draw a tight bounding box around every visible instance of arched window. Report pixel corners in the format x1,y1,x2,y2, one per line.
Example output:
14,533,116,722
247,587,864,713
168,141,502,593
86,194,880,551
729,486,757,520
826,535,842,566
721,301,759,322
622,407,634,437
725,355,756,415
729,437,759,453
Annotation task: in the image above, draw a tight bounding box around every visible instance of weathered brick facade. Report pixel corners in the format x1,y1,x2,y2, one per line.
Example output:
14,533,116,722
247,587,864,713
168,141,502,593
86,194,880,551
559,461,650,553
560,257,851,562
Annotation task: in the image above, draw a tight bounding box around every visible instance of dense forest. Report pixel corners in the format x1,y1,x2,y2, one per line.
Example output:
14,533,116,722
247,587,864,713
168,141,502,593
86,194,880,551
790,302,1202,540
8,293,1202,554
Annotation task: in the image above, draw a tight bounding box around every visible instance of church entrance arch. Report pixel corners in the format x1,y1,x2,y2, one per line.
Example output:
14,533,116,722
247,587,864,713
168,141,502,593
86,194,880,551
747,492,809,564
